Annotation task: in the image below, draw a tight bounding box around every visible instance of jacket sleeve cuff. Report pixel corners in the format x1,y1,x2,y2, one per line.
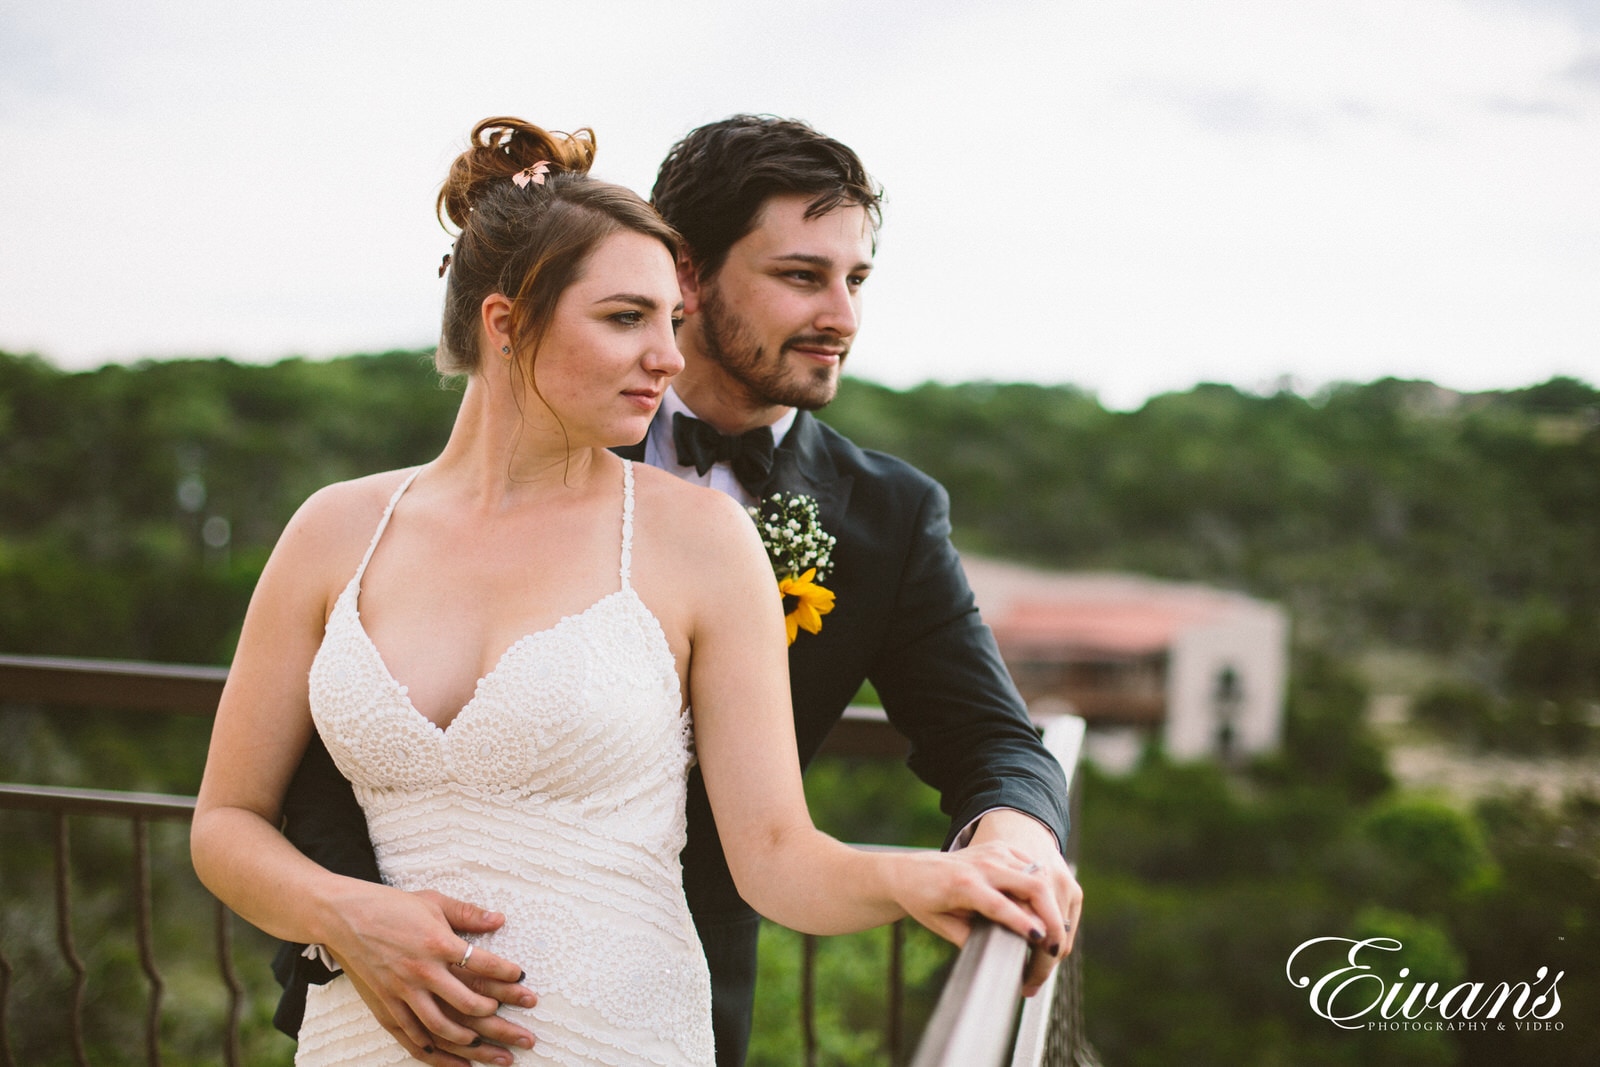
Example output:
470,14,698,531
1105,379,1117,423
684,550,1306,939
946,807,1061,853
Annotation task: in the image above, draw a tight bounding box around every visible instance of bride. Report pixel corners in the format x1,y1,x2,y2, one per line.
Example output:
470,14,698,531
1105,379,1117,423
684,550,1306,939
191,116,1064,1066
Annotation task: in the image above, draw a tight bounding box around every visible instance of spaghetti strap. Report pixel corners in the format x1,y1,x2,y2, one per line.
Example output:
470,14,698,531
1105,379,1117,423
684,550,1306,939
619,459,636,591
353,467,424,586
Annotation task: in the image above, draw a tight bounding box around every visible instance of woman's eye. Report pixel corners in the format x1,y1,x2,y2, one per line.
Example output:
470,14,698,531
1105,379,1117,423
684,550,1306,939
612,311,644,326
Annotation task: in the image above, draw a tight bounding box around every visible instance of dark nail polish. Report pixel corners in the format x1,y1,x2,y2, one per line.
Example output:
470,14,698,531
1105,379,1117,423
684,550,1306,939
422,1046,435,1055
1028,927,1044,943
1049,943,1061,957
517,970,527,983
470,1037,484,1047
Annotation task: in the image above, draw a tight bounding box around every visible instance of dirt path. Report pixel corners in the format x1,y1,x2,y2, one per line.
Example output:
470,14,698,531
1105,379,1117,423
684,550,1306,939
1385,738,1600,806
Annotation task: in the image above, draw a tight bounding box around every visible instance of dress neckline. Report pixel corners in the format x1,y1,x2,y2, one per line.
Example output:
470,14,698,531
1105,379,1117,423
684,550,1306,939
341,460,639,733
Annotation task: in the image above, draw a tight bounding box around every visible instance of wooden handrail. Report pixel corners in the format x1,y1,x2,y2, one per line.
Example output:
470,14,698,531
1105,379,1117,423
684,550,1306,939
0,783,197,820
911,920,1031,1067
910,714,1087,1067
0,654,226,716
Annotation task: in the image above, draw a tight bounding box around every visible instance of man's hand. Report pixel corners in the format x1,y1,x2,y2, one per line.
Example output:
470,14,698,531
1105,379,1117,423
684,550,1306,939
968,809,1082,996
322,887,538,1062
343,964,537,1067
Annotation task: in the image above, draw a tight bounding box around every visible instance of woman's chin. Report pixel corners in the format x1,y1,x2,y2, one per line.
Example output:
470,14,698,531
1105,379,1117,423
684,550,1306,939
609,411,657,448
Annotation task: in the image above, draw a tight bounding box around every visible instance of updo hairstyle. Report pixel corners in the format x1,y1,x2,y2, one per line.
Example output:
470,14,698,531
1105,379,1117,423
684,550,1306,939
435,116,680,377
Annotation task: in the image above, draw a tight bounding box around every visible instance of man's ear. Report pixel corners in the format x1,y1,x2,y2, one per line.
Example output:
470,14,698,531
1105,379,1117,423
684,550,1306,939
675,253,703,316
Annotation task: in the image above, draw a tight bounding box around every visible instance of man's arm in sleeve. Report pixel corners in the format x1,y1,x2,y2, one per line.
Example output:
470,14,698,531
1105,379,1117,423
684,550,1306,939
270,732,382,1035
869,479,1071,851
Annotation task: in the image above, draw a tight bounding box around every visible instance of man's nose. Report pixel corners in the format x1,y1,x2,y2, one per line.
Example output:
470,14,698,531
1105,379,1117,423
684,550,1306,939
814,279,860,336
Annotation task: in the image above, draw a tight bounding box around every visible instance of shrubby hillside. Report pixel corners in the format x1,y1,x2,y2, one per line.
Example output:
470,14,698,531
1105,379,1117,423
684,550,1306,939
825,375,1600,701
2,349,1596,1065
6,350,1595,710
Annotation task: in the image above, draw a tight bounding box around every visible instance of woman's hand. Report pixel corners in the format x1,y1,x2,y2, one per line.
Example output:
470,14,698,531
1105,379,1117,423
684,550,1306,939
883,842,1068,985
967,809,1082,995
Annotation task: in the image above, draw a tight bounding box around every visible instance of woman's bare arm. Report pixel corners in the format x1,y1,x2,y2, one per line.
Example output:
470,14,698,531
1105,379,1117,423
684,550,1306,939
190,479,532,1060
679,491,1066,953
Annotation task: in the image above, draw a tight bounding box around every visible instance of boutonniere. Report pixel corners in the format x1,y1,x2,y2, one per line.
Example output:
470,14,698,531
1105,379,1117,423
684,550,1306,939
747,492,838,645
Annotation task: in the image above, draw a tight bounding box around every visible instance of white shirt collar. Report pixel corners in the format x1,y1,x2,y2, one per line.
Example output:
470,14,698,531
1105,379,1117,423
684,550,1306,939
657,385,799,445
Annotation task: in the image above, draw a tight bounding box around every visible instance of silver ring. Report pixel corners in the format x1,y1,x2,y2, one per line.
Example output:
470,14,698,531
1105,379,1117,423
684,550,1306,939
1063,920,1073,932
1022,862,1041,875
456,944,474,968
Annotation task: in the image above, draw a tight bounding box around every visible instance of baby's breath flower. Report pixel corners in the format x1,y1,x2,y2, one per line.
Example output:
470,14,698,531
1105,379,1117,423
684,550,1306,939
747,492,838,644
745,492,836,583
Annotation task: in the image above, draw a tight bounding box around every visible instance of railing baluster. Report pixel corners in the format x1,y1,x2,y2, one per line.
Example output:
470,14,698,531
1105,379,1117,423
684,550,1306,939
215,900,243,1067
1,940,14,1067
888,920,904,1065
801,932,817,1067
132,816,164,1066
54,813,89,1066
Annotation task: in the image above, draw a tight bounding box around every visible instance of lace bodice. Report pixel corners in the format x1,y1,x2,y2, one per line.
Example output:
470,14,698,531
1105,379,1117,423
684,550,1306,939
295,460,714,1066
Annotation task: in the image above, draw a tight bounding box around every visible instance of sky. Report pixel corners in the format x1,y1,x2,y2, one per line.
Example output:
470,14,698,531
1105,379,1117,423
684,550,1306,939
2,0,1597,410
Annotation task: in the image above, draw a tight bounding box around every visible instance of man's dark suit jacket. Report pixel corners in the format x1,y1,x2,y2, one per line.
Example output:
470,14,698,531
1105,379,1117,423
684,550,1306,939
270,409,1071,1038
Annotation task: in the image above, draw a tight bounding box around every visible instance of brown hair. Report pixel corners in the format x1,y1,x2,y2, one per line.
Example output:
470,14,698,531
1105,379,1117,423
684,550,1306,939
435,116,680,379
651,114,882,280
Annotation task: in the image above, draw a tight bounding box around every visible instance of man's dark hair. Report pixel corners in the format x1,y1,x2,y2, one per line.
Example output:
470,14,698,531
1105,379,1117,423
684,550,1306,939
652,114,883,279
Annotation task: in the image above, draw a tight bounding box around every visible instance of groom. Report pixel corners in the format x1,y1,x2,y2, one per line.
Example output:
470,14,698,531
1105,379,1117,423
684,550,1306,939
637,114,1078,1064
272,115,1081,1067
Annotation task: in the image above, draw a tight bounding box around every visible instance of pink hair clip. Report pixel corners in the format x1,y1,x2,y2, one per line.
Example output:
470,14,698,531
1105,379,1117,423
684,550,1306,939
511,161,551,188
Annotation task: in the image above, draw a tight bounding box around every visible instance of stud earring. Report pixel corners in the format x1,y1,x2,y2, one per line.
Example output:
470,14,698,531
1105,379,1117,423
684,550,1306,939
501,345,511,355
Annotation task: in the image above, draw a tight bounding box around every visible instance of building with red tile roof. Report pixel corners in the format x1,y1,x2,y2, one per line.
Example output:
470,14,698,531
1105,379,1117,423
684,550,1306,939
963,558,1289,767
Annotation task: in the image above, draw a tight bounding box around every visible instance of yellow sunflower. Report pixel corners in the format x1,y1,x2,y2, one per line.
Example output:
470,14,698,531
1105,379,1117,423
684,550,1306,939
778,567,836,645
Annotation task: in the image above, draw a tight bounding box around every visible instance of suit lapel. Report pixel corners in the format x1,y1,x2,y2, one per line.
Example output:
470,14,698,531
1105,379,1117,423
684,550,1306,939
765,411,853,534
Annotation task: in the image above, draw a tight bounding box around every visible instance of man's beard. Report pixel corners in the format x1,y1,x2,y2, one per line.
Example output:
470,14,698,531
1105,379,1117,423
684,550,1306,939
698,284,843,411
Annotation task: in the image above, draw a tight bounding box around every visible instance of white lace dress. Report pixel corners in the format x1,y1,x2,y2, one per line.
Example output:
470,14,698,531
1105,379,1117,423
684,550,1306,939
295,461,715,1065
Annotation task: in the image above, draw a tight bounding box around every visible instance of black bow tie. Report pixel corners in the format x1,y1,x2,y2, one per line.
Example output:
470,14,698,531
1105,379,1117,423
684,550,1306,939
672,413,775,495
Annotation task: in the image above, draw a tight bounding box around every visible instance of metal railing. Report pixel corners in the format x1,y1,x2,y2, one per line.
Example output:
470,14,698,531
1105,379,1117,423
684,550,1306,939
910,714,1095,1067
0,784,244,1067
0,654,227,716
1,654,1089,1065
0,655,241,1067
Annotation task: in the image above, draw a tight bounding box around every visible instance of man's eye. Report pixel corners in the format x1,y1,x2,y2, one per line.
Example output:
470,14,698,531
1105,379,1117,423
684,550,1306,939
671,317,685,331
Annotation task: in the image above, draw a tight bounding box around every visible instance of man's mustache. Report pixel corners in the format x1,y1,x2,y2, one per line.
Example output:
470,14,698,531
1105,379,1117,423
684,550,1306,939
782,335,850,358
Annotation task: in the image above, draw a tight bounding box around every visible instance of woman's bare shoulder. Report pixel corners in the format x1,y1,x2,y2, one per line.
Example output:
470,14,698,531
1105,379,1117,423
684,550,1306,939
628,465,774,633
273,468,422,579
630,463,760,554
